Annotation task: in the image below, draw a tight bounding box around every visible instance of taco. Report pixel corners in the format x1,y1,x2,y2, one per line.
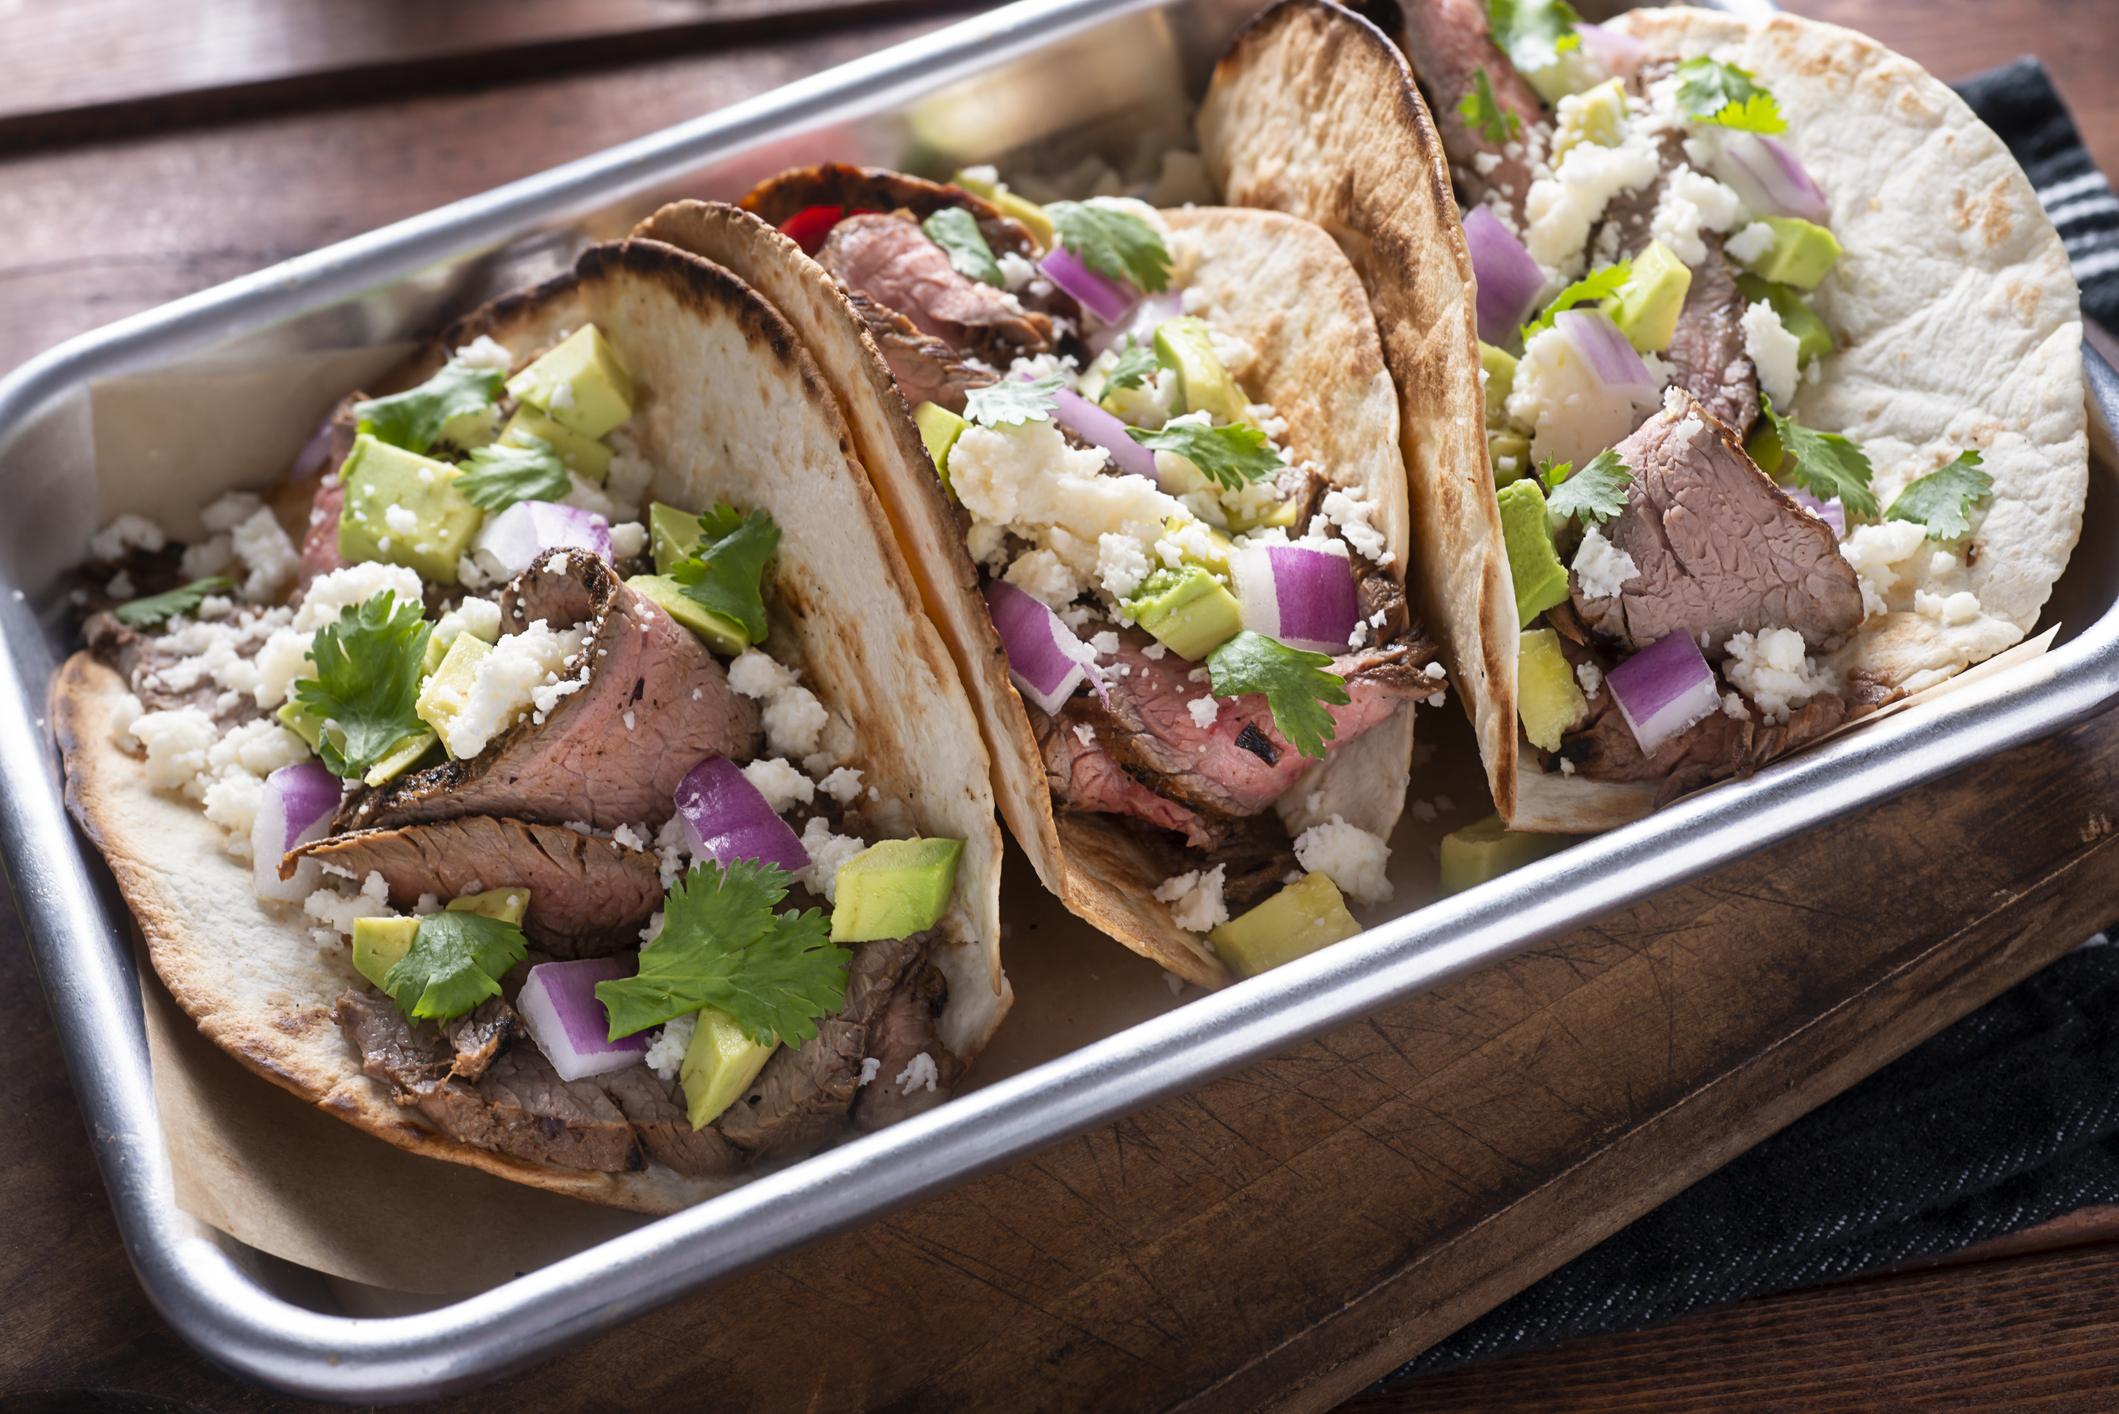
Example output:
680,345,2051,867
633,171,1447,986
1203,0,2086,833
53,235,1009,1213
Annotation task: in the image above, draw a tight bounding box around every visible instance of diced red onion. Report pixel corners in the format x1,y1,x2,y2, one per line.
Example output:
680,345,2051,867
1606,631,1723,756
1553,308,1658,404
1709,132,1830,226
1464,206,1546,345
986,579,1100,713
518,957,649,1080
1786,487,1845,538
1573,23,1647,80
1087,291,1183,357
252,761,341,902
1039,245,1137,326
1052,386,1162,481
673,758,810,874
1230,542,1360,655
473,500,612,577
289,409,340,481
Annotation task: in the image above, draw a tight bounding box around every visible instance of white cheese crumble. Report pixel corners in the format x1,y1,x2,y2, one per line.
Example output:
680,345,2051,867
110,692,145,752
896,1051,940,1095
436,618,590,758
1576,661,1604,697
453,335,515,371
1725,220,1776,266
817,767,864,804
1506,323,1660,468
1572,526,1640,600
727,648,831,759
431,598,502,656
997,251,1038,292
644,1011,696,1081
1293,817,1392,905
1915,588,1985,627
1839,520,1929,617
1314,485,1394,566
1523,125,1664,275
88,513,166,562
1097,532,1152,602
1153,864,1229,934
1740,299,1802,408
1649,166,1742,268
1723,627,1833,723
295,562,424,632
609,521,648,559
304,870,393,943
742,757,815,814
383,503,420,537
859,1057,883,1086
1187,696,1219,729
794,816,865,903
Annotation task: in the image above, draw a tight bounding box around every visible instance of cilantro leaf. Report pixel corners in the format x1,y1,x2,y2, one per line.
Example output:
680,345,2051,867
1047,199,1172,294
965,374,1064,428
1207,631,1351,761
1488,0,1581,76
1104,340,1161,393
1521,260,1632,339
594,859,849,1047
1675,56,1788,134
669,505,779,645
1886,450,1992,541
453,435,571,511
1544,448,1633,526
920,207,1003,288
113,576,235,629
382,910,528,1023
1458,66,1522,145
1126,417,1287,491
293,590,433,780
353,362,504,455
1761,395,1876,517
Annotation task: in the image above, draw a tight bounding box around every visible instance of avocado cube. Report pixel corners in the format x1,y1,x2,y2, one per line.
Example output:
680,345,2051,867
436,403,503,453
276,699,325,750
1124,565,1243,661
1159,515,1236,577
1737,217,1841,291
1154,316,1250,426
912,401,968,495
830,837,965,943
362,730,438,787
680,1006,778,1129
649,502,703,574
1207,871,1362,978
1518,627,1588,752
501,408,613,482
627,574,749,655
1480,341,1518,424
1438,813,1573,897
1602,240,1693,353
1553,77,1627,157
415,631,491,751
1734,273,1834,364
1497,479,1572,627
352,916,419,990
505,325,635,439
1230,496,1300,533
1489,431,1532,487
1746,417,1787,478
337,433,483,584
446,886,530,925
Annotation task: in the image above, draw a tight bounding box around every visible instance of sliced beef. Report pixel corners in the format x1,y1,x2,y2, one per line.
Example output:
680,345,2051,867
335,548,760,833
295,396,363,589
441,997,517,1082
1398,0,1546,222
1589,126,1689,265
416,1046,644,1172
714,1019,867,1160
337,988,458,1100
845,288,998,414
1572,388,1863,657
816,213,1053,368
853,961,962,1132
1558,681,1849,806
1039,709,1216,847
740,163,1039,260
1662,233,1760,434
291,816,663,959
596,1065,746,1179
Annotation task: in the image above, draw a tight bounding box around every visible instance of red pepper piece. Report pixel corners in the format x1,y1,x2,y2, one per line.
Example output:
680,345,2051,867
778,205,845,255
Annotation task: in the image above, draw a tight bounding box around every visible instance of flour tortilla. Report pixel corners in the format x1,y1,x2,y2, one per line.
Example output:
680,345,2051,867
54,236,1010,1213
631,199,1414,987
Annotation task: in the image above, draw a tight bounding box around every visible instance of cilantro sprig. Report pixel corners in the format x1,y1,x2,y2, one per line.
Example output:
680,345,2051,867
1047,199,1172,294
113,576,235,630
1675,57,1787,134
965,374,1065,428
1761,395,1877,517
454,435,571,511
1104,340,1160,393
1458,66,1522,145
920,207,1004,288
353,362,504,455
382,911,528,1023
293,590,433,780
1126,417,1287,490
1488,0,1581,76
1886,450,1992,541
1206,631,1351,761
1521,260,1632,340
1543,449,1633,526
669,505,779,646
595,859,849,1047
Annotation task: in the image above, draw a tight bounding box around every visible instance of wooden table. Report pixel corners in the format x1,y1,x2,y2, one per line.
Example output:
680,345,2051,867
3,2,2117,1410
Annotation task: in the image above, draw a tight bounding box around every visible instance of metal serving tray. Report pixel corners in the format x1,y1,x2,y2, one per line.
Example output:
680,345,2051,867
2,0,2115,1399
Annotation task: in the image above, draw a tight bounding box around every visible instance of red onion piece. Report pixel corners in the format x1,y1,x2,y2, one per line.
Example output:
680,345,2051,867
1053,386,1162,481
518,957,649,1080
1040,245,1137,326
252,761,341,902
1606,631,1723,755
1786,487,1845,538
1553,308,1658,404
289,410,339,482
673,757,810,874
1709,132,1830,226
1087,291,1183,357
985,579,1098,713
1573,22,1647,80
1231,542,1361,655
1464,206,1547,345
473,500,613,578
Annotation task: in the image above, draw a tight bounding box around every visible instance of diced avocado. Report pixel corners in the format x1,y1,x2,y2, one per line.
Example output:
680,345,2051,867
436,403,502,453
950,171,1055,248
680,1006,777,1129
1746,418,1787,478
1439,814,1573,896
1736,217,1841,291
1602,241,1693,353
830,838,965,943
336,433,483,584
414,631,491,750
276,699,325,750
1490,431,1532,487
500,407,613,482
1154,316,1250,426
352,916,418,990
421,615,502,677
362,731,437,787
505,325,635,439
1228,495,1300,534
1734,273,1833,364
1553,77,1628,157
627,574,748,655
1518,628,1588,752
1497,479,1572,627
649,502,703,575
913,401,967,494
446,886,530,926
1124,565,1244,661
1207,871,1362,978
1160,515,1236,578
1480,342,1518,425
